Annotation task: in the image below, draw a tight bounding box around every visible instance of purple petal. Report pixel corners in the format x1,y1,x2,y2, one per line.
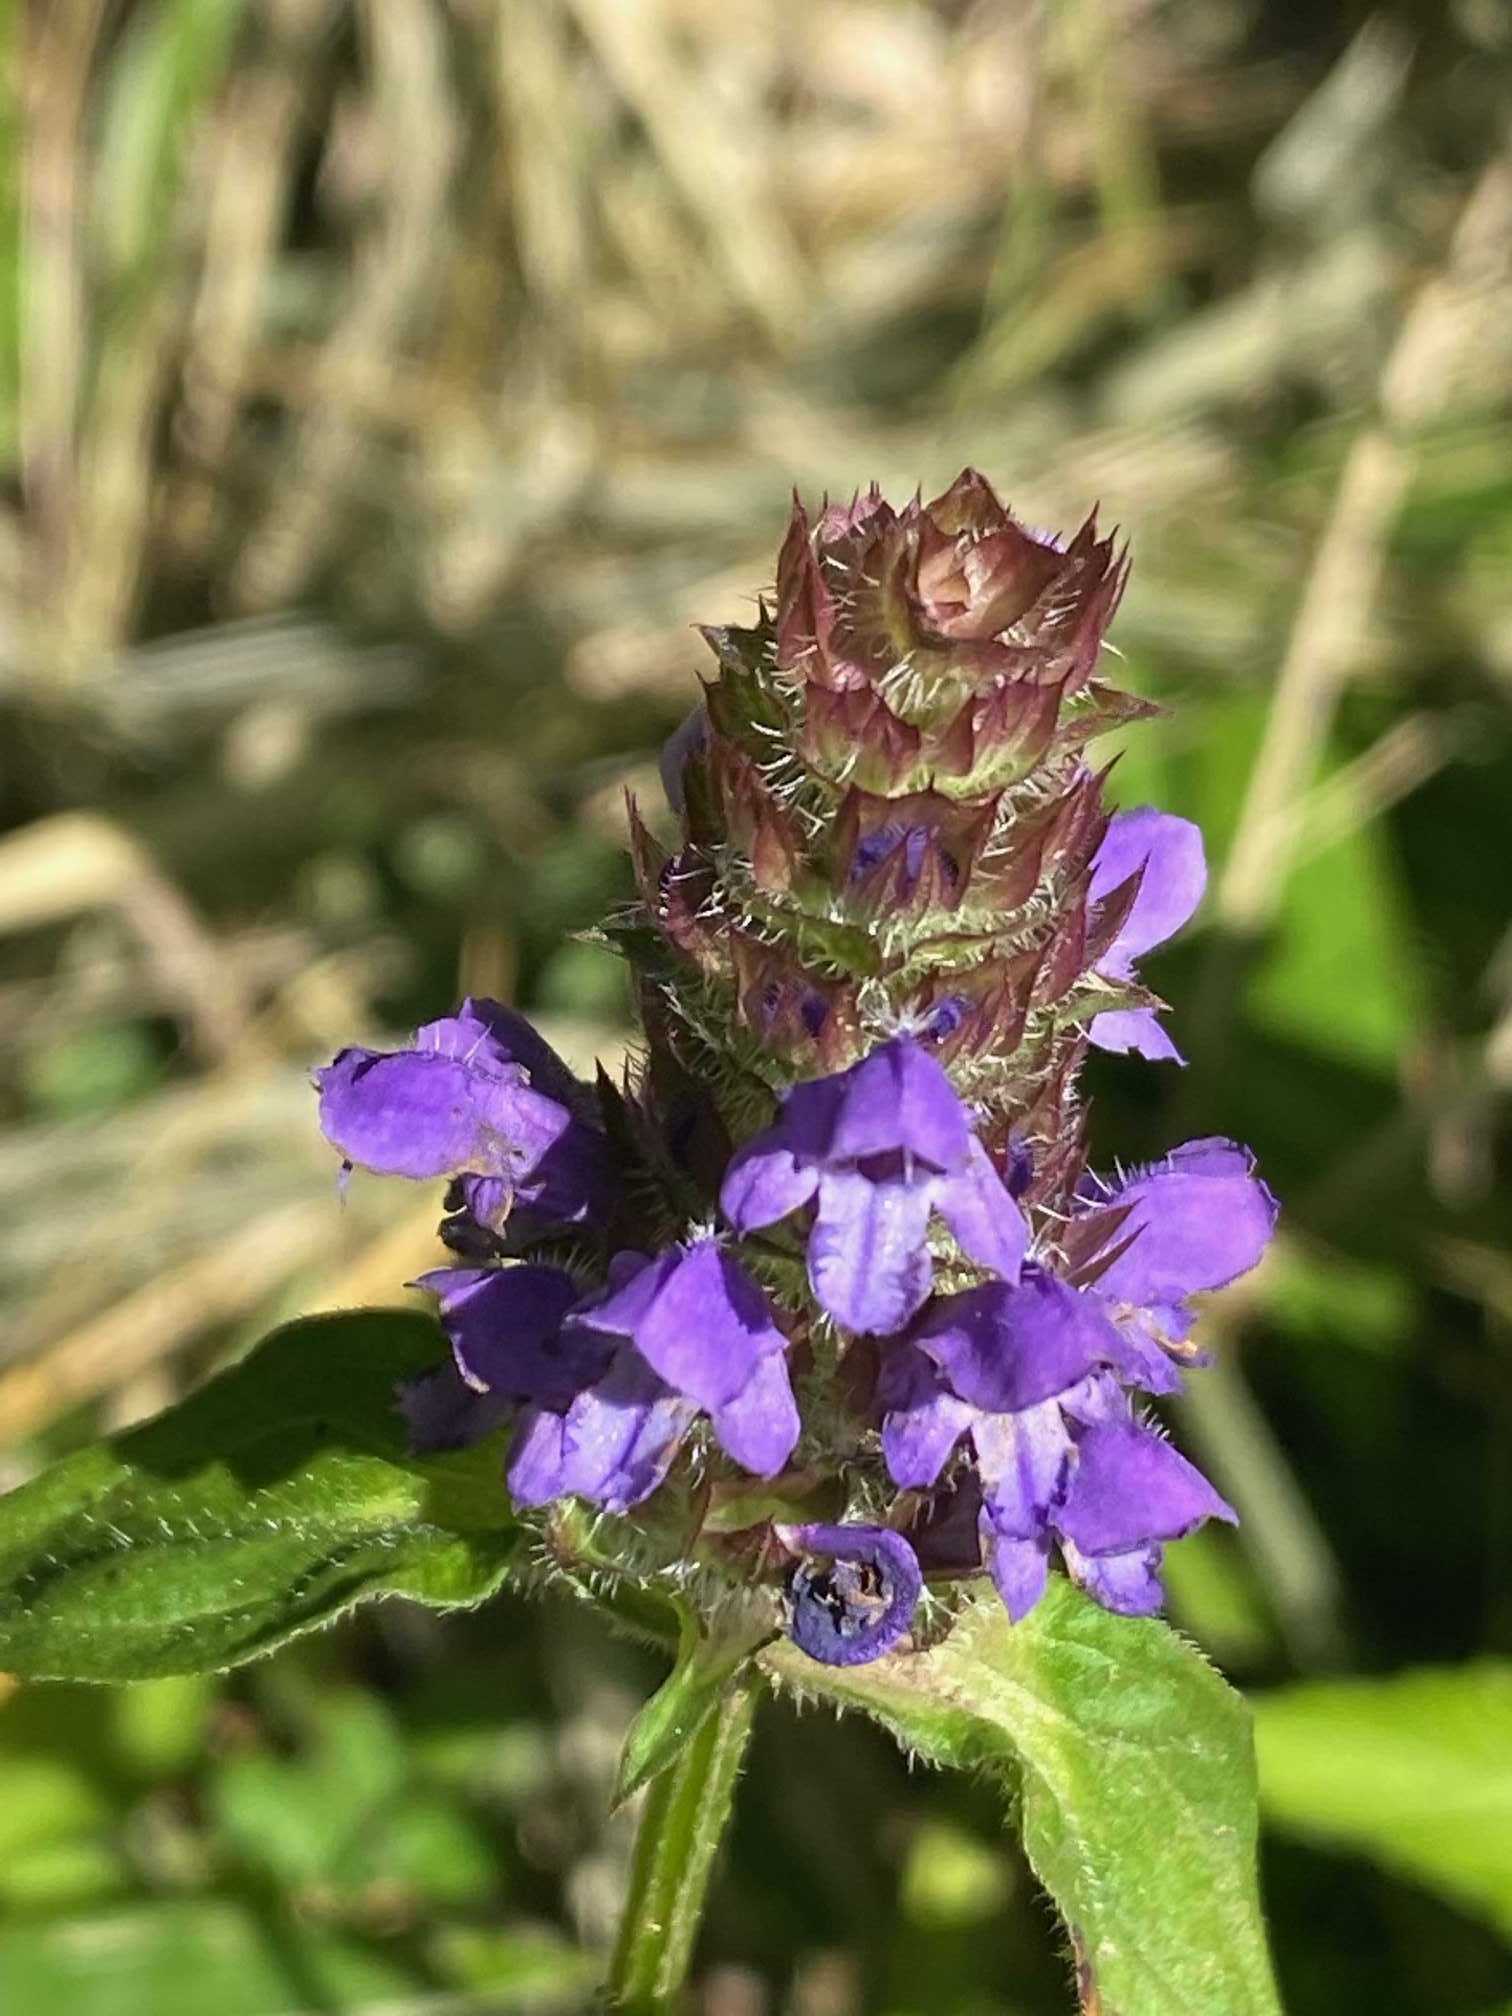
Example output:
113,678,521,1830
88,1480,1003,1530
1091,1138,1278,1308
1062,1537,1165,1615
878,1343,975,1489
505,1403,572,1506
1090,809,1206,976
416,1264,592,1407
978,1512,1051,1623
455,997,585,1110
808,1168,934,1334
557,1350,697,1512
576,1247,678,1336
971,1400,1073,1539
1101,1310,1186,1397
1058,1418,1236,1556
396,1360,510,1453
316,1046,512,1181
1087,1008,1185,1064
720,1140,819,1232
911,1273,1125,1413
822,1037,973,1169
777,1523,923,1666
934,1137,1028,1282
590,1241,790,1415
709,1349,801,1476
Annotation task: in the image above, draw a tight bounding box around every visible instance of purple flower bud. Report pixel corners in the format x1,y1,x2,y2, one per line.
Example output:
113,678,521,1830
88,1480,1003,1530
777,1523,923,1665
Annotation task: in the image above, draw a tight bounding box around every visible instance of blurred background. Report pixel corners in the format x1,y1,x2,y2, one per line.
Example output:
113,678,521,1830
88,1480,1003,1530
3,0,1512,2009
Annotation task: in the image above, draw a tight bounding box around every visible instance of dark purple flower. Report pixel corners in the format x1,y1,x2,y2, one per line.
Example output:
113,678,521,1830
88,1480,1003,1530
418,1241,801,1516
315,997,611,1235
394,1359,511,1453
720,1035,1027,1335
777,1522,923,1665
1086,809,1205,1063
414,1263,591,1408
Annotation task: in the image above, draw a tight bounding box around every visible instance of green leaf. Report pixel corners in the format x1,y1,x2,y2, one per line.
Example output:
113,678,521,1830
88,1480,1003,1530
763,1578,1281,2016
0,1900,416,2016
1253,1661,1512,1939
1246,817,1423,1073
614,1603,771,1807
0,1311,522,1683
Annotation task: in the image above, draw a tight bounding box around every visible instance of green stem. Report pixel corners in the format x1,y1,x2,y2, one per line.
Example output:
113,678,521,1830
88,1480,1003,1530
604,1675,762,2013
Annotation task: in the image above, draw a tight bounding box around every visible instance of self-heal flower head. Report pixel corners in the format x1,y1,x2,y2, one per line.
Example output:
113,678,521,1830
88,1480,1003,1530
720,1035,1028,1335
421,1241,801,1517
778,1523,923,1666
1085,810,1206,1063
315,997,611,1235
312,473,1281,1672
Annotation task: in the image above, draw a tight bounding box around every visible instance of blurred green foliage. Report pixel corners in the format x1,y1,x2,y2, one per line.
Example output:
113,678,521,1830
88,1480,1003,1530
2,0,1512,2009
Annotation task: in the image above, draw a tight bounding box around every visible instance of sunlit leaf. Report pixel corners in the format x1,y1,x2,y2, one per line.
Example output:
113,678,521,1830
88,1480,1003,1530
1254,1662,1512,1938
764,1578,1282,2016
0,1312,522,1682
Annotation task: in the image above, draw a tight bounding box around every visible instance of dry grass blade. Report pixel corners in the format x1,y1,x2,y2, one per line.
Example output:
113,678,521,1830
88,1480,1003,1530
1217,154,1512,932
235,0,459,608
563,0,805,342
19,0,107,656
174,0,339,559
0,812,263,1065
0,1199,335,1444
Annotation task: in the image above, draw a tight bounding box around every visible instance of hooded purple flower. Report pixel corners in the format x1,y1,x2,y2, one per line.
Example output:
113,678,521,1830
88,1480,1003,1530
878,1131,1275,1624
778,1522,923,1666
420,1241,801,1516
1072,1137,1279,1390
315,997,611,1235
1086,809,1205,1063
720,1035,1027,1335
883,1326,1235,1622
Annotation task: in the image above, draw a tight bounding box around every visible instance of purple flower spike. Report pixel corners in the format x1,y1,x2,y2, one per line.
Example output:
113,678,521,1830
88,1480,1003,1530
315,999,611,1235
1086,809,1205,1063
721,1035,1027,1334
777,1523,923,1665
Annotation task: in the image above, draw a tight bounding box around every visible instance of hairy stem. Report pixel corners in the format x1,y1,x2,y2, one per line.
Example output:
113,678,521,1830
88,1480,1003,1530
604,1676,762,2013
